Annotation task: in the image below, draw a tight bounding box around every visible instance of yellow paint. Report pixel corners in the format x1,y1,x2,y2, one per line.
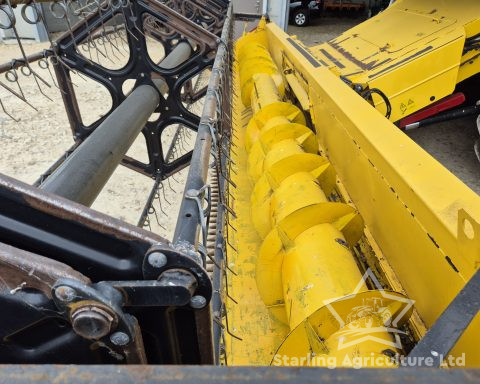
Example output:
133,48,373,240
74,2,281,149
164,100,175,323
225,25,415,367
223,58,289,365
235,19,285,107
285,73,310,110
263,20,480,366
244,74,305,151
307,0,480,121
274,291,413,366
282,223,367,329
226,6,480,366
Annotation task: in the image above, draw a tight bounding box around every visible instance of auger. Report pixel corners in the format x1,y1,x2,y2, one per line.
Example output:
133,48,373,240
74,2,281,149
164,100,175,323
233,21,413,366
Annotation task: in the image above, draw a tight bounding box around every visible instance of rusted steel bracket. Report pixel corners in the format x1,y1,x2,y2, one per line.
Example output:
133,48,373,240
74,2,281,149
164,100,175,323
0,173,213,364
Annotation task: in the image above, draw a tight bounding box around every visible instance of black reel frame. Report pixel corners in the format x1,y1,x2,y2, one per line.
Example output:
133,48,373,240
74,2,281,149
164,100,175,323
54,0,223,179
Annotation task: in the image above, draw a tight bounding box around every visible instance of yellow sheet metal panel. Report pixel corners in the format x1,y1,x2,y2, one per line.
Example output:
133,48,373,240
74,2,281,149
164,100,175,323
264,22,480,365
224,61,289,365
308,0,480,121
282,223,367,329
458,47,480,83
285,73,310,111
367,37,464,120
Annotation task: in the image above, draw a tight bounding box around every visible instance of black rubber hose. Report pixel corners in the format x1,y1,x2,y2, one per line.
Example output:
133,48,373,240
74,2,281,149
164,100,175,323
362,87,392,119
403,104,480,130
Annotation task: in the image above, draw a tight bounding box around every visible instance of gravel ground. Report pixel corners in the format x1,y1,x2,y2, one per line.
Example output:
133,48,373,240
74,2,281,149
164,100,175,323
288,16,360,46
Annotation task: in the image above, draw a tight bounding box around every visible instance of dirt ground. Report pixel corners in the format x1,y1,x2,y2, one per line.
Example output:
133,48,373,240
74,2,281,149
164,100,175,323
0,14,479,243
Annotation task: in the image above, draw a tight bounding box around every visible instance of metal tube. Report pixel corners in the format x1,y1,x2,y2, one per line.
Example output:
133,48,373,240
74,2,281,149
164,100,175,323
0,50,47,75
41,84,159,206
404,104,480,130
172,71,220,244
154,41,193,94
172,12,232,364
41,42,192,206
159,41,192,70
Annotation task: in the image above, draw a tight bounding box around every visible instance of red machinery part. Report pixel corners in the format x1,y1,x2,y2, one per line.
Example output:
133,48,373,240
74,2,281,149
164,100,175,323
398,93,466,129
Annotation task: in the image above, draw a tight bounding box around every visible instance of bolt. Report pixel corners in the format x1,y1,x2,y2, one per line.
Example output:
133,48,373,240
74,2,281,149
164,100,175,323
190,295,207,309
148,252,167,268
110,331,130,346
354,84,364,93
54,285,76,302
71,306,114,340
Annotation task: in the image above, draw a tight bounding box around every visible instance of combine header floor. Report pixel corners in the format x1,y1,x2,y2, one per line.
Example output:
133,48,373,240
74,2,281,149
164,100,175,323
224,17,480,367
0,0,478,381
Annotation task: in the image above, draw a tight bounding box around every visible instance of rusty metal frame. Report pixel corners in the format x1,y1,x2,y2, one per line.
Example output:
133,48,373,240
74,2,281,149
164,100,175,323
0,365,478,383
0,170,214,364
171,4,233,364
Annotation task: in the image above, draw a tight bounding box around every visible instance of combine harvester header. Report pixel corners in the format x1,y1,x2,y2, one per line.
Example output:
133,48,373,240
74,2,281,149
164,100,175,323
0,0,478,381
225,12,480,368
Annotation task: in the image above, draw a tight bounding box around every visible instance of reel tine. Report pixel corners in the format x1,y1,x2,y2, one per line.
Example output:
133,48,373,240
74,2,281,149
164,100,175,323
159,182,171,205
156,191,168,216
0,79,38,112
166,177,176,193
3,0,52,101
171,173,180,184
102,1,123,60
109,26,125,57
148,205,166,231
143,215,152,231
38,57,62,92
71,0,96,60
51,0,93,69
126,0,146,38
0,98,19,122
92,0,116,64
